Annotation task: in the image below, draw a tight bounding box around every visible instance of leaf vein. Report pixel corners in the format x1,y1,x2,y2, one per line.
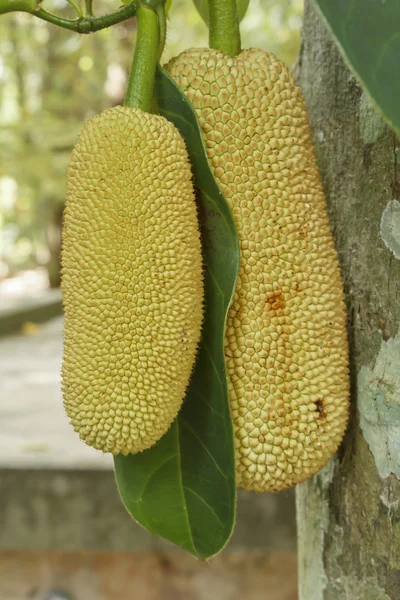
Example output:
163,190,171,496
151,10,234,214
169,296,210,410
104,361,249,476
185,487,225,528
180,417,227,480
137,453,178,501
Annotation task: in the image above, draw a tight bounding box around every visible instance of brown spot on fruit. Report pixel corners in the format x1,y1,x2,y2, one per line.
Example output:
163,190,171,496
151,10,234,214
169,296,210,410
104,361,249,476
315,399,327,420
266,290,285,311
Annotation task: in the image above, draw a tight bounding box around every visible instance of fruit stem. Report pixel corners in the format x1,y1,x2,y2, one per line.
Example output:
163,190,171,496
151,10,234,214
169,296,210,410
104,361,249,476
125,2,159,112
208,0,241,57
155,2,167,60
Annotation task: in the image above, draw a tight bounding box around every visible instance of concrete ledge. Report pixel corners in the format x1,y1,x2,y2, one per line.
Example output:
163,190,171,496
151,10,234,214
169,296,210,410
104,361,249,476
0,289,62,337
0,468,296,552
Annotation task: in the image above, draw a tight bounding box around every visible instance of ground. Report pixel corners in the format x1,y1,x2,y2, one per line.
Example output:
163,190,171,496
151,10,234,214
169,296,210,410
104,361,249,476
0,314,298,600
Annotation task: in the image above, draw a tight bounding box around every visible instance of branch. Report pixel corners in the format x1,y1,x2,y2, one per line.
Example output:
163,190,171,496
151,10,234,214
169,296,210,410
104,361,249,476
33,2,138,33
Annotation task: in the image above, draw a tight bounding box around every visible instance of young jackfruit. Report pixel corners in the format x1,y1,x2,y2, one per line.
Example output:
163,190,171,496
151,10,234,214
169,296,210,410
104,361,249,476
167,48,349,492
62,106,203,456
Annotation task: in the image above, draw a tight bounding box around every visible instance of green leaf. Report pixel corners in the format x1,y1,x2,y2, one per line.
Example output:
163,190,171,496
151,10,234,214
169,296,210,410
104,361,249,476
314,0,400,135
193,0,249,25
114,66,239,561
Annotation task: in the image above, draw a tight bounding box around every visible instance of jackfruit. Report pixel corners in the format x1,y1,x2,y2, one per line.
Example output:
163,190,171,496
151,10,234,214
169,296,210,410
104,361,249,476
167,48,349,492
62,106,203,455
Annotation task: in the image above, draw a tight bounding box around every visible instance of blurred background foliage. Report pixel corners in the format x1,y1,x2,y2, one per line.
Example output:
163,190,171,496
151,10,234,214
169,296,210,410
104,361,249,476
0,0,303,288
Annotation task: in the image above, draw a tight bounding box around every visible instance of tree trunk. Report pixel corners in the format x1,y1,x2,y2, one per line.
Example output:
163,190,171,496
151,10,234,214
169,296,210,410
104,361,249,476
296,2,400,599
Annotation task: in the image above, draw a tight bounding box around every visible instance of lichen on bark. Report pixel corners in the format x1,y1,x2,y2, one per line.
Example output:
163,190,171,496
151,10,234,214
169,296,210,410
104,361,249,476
296,2,400,599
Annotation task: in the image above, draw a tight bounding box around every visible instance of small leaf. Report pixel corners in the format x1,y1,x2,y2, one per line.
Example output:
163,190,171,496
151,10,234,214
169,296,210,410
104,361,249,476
114,66,239,561
314,0,400,135
193,0,249,26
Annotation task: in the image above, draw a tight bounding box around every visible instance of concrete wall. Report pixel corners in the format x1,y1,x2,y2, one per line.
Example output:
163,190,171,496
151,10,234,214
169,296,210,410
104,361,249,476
0,468,296,552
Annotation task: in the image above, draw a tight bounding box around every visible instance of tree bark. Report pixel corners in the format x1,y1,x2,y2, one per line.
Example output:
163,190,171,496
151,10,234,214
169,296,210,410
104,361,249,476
296,2,400,599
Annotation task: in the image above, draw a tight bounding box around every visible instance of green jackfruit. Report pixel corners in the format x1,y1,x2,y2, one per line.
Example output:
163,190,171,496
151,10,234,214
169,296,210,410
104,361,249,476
62,106,203,456
167,48,349,492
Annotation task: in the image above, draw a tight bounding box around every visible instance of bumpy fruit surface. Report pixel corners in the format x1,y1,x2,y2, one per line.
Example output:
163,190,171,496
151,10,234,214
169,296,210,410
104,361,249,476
62,106,203,455
167,48,349,492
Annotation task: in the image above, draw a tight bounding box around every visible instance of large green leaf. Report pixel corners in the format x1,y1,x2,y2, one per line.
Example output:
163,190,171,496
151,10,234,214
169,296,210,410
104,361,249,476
114,66,239,561
314,0,400,135
193,0,249,25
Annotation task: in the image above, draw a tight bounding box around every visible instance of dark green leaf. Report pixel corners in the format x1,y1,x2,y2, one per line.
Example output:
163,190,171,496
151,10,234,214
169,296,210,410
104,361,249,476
193,0,249,25
114,66,239,561
314,0,400,135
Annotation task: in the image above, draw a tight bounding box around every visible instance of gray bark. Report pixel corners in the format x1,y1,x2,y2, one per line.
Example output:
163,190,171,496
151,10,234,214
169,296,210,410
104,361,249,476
296,2,400,599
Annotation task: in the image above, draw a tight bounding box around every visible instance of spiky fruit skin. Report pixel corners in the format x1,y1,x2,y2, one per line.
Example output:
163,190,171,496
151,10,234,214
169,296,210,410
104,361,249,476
62,106,203,456
167,48,349,492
